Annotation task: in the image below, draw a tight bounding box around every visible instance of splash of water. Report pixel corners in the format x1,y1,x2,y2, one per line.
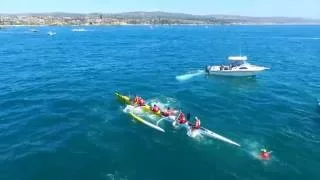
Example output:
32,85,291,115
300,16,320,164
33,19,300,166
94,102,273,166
148,97,179,111
187,129,201,138
241,140,265,160
123,105,143,114
176,70,205,81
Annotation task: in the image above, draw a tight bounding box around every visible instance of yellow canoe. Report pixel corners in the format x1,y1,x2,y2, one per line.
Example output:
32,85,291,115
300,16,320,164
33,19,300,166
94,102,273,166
115,92,162,116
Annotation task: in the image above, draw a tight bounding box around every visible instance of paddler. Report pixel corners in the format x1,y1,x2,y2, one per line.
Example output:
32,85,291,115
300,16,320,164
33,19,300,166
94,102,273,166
138,98,145,106
193,116,201,130
133,95,140,104
152,104,160,113
178,112,187,124
133,95,145,106
260,149,271,160
161,107,171,117
186,113,191,121
161,107,177,116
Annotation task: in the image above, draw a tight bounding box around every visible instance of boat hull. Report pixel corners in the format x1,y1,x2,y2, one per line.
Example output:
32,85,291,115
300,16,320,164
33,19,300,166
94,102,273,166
128,112,165,132
200,128,240,146
207,71,260,77
206,65,267,77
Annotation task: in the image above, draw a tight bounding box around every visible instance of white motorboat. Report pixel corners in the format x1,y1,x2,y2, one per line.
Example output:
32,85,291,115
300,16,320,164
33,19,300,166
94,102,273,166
71,28,87,32
30,29,39,32
47,31,56,36
206,56,269,77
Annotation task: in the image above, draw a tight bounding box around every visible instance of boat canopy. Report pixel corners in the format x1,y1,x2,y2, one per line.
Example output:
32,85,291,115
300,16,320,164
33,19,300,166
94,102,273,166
228,56,248,61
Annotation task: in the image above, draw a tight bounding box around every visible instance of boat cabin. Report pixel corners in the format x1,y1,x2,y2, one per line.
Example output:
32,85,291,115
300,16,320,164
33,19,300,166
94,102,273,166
229,56,248,69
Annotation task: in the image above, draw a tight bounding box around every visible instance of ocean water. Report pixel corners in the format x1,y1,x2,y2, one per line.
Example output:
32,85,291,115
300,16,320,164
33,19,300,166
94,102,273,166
1,25,320,180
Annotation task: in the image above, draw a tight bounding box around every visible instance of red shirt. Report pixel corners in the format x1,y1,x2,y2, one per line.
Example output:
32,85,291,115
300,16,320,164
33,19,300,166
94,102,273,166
195,120,201,129
179,113,186,124
162,111,169,116
138,99,145,106
261,152,270,160
152,106,160,112
134,97,139,103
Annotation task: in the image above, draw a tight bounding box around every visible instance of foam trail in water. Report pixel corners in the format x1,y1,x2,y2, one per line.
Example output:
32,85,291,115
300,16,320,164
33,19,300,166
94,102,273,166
293,37,320,40
242,140,265,160
176,70,205,81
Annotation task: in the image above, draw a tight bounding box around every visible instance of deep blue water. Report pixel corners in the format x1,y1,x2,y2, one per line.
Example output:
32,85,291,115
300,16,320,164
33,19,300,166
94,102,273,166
1,25,320,180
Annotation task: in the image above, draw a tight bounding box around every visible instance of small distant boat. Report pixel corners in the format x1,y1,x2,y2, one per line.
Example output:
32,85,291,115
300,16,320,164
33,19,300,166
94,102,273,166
30,29,39,32
71,28,87,32
206,56,269,77
47,31,56,36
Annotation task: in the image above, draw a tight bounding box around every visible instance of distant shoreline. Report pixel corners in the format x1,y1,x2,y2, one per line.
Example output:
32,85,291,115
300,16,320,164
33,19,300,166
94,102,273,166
1,12,320,26
1,23,320,27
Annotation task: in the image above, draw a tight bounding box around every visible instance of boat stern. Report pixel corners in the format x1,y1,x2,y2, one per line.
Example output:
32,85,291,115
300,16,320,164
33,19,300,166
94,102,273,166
205,65,210,73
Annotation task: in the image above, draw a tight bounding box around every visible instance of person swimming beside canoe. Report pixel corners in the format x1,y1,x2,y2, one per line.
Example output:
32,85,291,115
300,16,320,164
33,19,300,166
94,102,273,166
133,95,145,106
152,104,160,113
260,149,272,160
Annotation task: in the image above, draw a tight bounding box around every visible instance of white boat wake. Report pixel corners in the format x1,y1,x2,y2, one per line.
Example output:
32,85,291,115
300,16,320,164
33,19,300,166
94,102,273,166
72,28,88,32
243,140,262,160
291,37,320,40
176,70,205,81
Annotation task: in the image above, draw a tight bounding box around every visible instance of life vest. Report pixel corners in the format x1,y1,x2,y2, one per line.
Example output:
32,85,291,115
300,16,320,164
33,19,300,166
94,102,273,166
261,152,270,160
168,110,177,116
179,113,186,124
134,97,139,104
152,106,160,112
195,120,201,129
162,111,170,117
138,98,145,106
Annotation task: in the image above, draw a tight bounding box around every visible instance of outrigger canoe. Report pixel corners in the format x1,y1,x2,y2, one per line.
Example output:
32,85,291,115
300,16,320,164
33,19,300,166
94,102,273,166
115,92,240,147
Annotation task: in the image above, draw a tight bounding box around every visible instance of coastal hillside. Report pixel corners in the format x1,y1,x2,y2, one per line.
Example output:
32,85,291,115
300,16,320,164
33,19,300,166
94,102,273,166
1,11,320,25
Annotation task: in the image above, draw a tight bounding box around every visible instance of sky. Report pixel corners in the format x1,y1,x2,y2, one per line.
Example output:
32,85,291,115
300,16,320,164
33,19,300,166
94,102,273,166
0,0,319,19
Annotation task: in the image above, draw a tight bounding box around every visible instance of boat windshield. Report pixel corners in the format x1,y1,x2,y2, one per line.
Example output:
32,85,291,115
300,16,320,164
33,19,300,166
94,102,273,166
230,60,245,67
